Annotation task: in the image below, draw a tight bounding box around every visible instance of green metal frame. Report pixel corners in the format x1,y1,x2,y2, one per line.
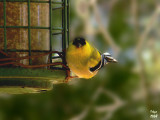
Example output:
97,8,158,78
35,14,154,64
0,0,70,67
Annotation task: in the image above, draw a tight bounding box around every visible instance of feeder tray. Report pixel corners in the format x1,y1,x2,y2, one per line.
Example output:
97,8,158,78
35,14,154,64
0,67,66,94
0,0,70,94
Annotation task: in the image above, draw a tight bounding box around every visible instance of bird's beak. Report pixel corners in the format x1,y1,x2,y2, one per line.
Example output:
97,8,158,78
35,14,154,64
104,56,118,63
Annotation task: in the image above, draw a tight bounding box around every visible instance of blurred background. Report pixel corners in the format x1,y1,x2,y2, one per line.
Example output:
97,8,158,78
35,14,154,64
0,0,160,120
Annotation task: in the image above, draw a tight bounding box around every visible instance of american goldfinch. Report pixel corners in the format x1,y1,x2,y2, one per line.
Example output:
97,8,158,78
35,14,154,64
66,37,117,79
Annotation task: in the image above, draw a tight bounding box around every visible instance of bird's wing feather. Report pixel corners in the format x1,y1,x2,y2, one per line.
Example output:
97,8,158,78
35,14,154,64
87,46,101,69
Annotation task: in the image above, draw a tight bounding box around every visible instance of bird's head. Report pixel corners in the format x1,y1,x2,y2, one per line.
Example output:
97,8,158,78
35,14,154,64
72,37,86,48
102,52,118,66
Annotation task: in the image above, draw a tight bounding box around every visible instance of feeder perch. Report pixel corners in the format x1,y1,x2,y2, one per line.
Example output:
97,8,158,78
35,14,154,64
0,0,70,94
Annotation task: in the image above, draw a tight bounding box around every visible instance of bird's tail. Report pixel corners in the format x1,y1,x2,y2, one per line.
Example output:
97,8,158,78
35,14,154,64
102,52,117,65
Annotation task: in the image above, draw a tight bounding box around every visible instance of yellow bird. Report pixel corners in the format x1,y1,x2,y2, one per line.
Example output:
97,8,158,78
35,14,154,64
66,37,117,79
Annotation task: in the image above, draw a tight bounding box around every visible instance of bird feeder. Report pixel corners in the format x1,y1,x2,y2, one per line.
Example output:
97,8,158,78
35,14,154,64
0,0,70,94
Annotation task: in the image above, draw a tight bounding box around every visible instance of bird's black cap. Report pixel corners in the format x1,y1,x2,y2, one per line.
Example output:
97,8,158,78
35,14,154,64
73,37,86,48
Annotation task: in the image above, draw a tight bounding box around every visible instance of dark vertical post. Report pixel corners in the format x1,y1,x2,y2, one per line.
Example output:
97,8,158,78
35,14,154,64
49,0,53,64
64,0,67,49
28,0,32,64
67,0,69,46
3,0,7,52
62,0,64,50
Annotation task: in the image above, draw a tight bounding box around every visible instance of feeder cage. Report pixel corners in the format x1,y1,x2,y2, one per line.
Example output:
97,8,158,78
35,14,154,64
0,0,70,94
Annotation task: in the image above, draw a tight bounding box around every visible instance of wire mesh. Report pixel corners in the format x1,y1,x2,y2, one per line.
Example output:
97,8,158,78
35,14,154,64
0,0,70,68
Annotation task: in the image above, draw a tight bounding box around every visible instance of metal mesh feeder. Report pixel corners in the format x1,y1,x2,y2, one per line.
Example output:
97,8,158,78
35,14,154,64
0,0,70,94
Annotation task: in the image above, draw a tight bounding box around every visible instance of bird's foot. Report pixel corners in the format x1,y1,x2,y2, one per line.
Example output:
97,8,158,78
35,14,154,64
64,68,78,83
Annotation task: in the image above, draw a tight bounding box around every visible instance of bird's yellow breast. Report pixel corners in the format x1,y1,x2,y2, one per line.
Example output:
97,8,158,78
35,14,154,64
66,41,101,79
